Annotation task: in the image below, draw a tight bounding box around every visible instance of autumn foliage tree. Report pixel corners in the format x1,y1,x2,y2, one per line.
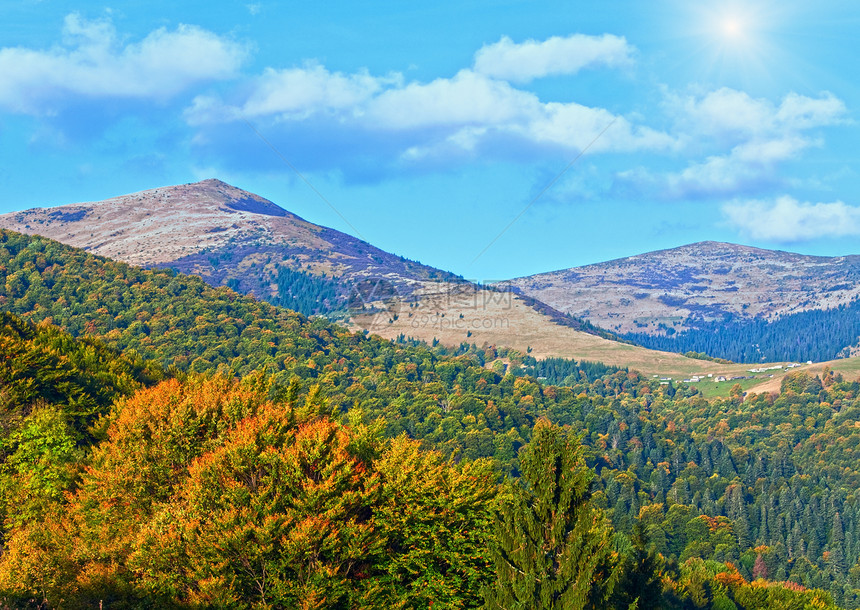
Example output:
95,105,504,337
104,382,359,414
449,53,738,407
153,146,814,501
0,375,500,608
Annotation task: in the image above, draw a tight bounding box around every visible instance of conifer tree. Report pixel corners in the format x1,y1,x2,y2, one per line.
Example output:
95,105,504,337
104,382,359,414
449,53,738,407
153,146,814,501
611,523,664,609
484,419,618,610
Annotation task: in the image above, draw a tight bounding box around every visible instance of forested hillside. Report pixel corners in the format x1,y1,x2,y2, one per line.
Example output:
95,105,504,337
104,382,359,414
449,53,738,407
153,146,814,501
623,300,860,363
0,358,848,609
511,241,860,363
264,265,349,317
3,229,860,607
0,312,162,428
0,313,164,563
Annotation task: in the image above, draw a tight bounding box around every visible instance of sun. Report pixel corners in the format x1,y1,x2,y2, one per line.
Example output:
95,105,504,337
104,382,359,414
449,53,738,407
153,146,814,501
721,16,744,39
670,0,796,91
674,1,774,51
694,3,776,78
712,9,756,48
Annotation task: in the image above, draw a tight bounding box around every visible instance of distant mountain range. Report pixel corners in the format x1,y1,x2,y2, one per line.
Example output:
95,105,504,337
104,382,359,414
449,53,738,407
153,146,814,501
506,242,860,362
0,180,634,362
3,180,860,364
507,241,860,334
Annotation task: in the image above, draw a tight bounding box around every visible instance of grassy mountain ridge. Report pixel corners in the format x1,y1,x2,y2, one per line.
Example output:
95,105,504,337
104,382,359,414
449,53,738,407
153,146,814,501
508,241,860,362
509,241,860,332
4,182,859,364
0,179,639,359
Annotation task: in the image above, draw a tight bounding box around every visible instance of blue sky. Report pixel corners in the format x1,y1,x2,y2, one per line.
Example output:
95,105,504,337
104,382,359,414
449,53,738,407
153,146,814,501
1,1,859,280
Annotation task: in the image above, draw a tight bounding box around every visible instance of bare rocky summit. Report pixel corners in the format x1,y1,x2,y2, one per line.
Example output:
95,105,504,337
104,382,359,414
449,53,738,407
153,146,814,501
0,179,458,300
507,241,860,334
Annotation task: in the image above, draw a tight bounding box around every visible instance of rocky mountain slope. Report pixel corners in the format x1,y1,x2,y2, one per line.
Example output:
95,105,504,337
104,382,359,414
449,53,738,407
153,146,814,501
507,241,860,335
0,179,459,303
0,180,638,364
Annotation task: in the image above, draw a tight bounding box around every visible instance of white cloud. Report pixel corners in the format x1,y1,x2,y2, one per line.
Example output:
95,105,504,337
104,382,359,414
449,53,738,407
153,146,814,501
775,92,847,130
473,34,634,83
185,55,839,187
365,70,536,129
0,13,246,114
671,88,773,139
650,135,813,198
619,88,848,199
184,94,241,126
723,196,860,241
242,64,396,119
668,87,846,140
731,135,813,163
668,155,760,197
530,102,676,153
187,65,675,163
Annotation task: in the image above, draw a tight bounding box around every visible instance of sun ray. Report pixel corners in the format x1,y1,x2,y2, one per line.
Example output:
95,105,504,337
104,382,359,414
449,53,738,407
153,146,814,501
667,0,796,93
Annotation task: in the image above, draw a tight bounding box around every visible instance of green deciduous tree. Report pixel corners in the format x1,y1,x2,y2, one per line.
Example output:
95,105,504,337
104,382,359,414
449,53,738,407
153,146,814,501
0,405,80,531
374,435,498,607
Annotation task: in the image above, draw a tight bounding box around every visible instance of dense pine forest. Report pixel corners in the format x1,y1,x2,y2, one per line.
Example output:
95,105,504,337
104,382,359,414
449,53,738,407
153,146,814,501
3,229,860,608
623,300,860,363
267,266,350,317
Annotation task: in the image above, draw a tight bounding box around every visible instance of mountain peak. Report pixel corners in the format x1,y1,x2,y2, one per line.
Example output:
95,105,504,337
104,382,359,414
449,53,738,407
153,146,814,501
197,177,229,186
0,180,306,267
103,179,292,218
0,179,460,300
509,241,860,335
644,241,775,257
185,179,289,217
